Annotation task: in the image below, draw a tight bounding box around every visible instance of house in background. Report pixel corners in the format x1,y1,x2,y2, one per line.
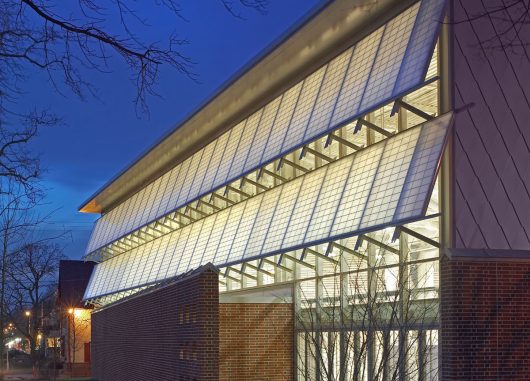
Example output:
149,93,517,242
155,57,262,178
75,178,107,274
57,260,95,377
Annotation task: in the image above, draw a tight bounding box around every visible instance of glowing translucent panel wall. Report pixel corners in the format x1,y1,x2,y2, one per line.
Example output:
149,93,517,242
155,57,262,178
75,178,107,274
85,0,447,255
84,113,453,300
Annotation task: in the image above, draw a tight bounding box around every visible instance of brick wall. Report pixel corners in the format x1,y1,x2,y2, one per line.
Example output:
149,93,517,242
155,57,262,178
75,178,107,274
220,303,294,381
91,265,219,381
441,252,530,380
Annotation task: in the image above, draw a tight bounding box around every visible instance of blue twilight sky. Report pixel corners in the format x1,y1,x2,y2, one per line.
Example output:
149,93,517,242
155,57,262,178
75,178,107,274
16,0,323,258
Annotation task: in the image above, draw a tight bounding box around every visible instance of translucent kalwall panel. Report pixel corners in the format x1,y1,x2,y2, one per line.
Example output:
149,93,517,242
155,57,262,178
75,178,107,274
85,0,446,255
303,49,353,140
394,0,447,95
84,113,453,300
245,98,282,171
163,228,186,279
187,141,217,206
229,196,263,263
331,26,385,125
359,128,421,228
304,158,353,243
331,144,385,237
266,83,303,160
282,170,327,249
359,3,419,110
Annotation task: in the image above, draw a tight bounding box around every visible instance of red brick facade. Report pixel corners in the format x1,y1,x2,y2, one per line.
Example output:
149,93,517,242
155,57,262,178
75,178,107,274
90,266,294,381
220,303,294,381
441,252,530,380
91,266,219,381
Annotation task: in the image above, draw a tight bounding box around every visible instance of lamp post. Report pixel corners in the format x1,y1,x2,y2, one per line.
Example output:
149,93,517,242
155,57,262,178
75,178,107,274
67,308,75,369
25,311,31,352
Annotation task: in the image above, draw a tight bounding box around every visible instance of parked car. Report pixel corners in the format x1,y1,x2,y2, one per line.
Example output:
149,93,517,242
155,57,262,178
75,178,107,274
8,349,32,368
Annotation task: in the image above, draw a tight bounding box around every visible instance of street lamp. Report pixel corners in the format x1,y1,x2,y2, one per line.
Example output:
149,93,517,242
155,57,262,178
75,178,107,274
25,311,31,353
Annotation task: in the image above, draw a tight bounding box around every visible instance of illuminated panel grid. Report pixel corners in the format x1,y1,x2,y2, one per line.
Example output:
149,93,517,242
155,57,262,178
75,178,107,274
83,113,452,300
85,0,446,255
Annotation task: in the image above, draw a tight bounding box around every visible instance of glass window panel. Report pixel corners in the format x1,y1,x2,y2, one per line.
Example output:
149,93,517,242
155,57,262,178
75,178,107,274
164,156,192,217
297,252,316,280
299,279,317,309
407,331,420,381
95,206,114,251
296,333,306,381
120,248,136,290
346,270,369,304
111,254,127,293
138,240,157,286
129,244,146,287
425,330,439,381
320,275,341,309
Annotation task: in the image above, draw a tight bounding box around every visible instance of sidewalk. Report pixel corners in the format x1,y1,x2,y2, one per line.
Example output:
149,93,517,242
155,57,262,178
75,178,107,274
0,370,93,381
5,375,31,380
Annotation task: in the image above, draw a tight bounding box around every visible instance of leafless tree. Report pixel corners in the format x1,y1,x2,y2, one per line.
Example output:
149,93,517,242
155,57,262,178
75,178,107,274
5,241,65,373
452,0,530,54
0,0,268,114
295,231,439,381
0,179,45,378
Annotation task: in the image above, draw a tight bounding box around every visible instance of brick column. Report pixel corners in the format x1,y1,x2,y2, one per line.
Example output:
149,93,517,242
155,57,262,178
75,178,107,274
441,250,530,381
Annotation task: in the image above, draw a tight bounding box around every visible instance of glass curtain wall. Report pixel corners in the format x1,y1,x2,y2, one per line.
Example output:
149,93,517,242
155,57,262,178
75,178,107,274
294,210,440,381
293,55,441,380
